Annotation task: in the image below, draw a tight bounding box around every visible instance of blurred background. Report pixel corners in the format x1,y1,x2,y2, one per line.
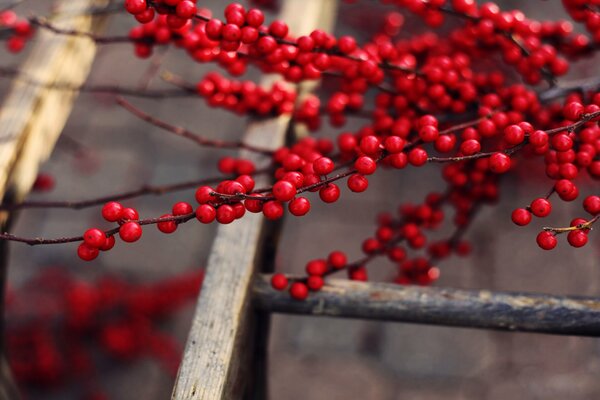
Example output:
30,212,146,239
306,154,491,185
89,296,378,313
1,0,600,399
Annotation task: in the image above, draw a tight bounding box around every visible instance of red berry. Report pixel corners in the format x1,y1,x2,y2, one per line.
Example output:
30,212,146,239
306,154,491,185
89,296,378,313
119,222,142,243
319,184,340,203
272,180,296,202
354,156,377,175
78,243,99,261
489,152,511,173
195,186,216,204
289,282,309,300
271,273,288,291
307,276,324,291
536,231,557,250
347,174,368,192
175,1,197,19
102,202,123,222
263,201,284,220
288,197,310,216
216,205,236,224
157,214,178,234
99,236,116,251
583,195,600,215
124,0,147,15
172,202,193,216
196,204,216,223
408,148,428,166
306,259,327,276
511,208,532,226
313,157,334,175
567,230,588,248
83,228,106,248
328,251,347,269
121,207,139,221
530,198,552,217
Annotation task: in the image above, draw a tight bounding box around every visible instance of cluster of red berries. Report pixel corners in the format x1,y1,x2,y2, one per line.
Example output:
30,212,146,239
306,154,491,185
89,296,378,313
78,202,144,261
562,0,600,43
7,267,202,395
22,0,600,297
0,10,34,53
195,72,297,116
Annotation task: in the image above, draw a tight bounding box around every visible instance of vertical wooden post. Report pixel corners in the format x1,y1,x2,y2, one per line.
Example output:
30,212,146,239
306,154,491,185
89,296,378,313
171,1,338,399
0,2,109,398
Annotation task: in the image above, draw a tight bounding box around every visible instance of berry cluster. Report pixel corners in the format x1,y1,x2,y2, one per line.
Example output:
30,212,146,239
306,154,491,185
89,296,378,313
195,72,297,116
2,1,600,302
7,267,202,396
0,10,34,53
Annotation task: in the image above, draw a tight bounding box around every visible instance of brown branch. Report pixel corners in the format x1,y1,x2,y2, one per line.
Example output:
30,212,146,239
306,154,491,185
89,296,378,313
0,213,196,246
543,215,600,234
116,97,275,154
0,175,241,211
427,110,600,163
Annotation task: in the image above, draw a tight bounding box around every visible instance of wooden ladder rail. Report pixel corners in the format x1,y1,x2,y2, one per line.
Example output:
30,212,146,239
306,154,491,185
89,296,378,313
171,1,338,399
254,275,600,337
0,2,110,399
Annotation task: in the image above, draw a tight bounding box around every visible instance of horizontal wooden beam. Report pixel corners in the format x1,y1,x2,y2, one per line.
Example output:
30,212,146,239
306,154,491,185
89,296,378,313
253,275,600,337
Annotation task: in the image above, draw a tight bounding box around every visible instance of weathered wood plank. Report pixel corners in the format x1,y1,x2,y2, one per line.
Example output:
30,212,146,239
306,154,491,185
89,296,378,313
171,1,338,399
0,3,109,399
0,0,108,206
254,275,600,337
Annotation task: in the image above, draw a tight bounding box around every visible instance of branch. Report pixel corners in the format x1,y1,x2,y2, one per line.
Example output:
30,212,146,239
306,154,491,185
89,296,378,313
116,97,275,154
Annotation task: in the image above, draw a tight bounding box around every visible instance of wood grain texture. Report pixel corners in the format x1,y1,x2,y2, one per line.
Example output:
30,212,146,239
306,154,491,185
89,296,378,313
0,0,108,206
171,1,338,399
0,3,108,399
254,275,600,336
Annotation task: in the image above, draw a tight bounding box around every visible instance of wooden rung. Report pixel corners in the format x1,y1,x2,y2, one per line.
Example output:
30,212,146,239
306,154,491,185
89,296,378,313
253,274,600,337
171,1,338,399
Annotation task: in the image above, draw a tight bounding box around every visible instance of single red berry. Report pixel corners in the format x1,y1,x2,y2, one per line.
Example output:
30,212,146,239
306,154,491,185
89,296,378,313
288,197,310,216
408,148,428,166
99,235,115,251
489,152,511,173
328,251,347,269
306,259,327,276
263,201,284,220
157,214,178,234
196,204,217,223
504,125,525,145
195,186,216,204
313,157,334,175
530,198,552,217
119,222,142,243
536,231,557,250
78,243,99,261
175,0,197,19
216,205,236,224
271,273,288,291
354,156,377,175
172,202,193,216
83,228,106,248
289,282,309,300
272,180,296,202
567,230,588,248
347,174,368,192
124,0,147,15
102,202,123,222
583,195,600,215
307,276,324,291
563,102,584,121
121,207,139,221
511,208,532,226
319,184,340,203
